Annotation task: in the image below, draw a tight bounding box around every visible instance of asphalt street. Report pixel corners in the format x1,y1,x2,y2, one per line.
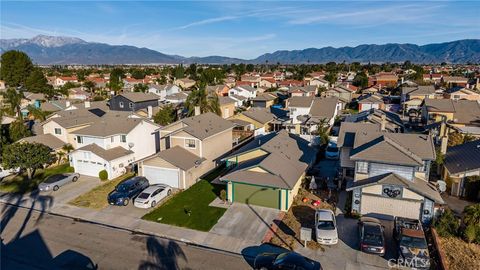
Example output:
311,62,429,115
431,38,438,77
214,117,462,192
0,203,252,270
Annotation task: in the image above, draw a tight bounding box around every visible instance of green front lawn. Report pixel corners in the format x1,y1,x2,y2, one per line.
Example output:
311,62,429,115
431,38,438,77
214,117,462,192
142,165,228,232
69,173,135,210
0,164,71,193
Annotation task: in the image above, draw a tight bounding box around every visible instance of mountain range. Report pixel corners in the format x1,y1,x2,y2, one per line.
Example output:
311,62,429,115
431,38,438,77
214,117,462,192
1,35,479,65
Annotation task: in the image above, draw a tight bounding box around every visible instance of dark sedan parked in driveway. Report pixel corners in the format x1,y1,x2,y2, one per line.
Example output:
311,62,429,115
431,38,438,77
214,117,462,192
107,176,149,206
38,173,80,192
358,217,386,256
254,252,322,270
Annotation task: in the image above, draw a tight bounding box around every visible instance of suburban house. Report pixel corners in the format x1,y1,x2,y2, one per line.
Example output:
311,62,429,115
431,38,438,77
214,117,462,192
422,99,480,130
123,78,144,91
288,86,317,97
228,108,276,136
442,140,480,198
108,92,159,112
54,76,78,88
368,73,398,88
341,127,443,223
323,86,355,103
344,109,404,133
443,76,469,87
174,78,196,89
220,130,316,211
147,84,181,100
228,85,258,100
229,94,248,108
423,73,443,83
40,100,71,113
443,86,480,101
251,93,277,108
138,112,235,189
68,117,159,179
218,96,236,119
285,96,341,139
358,94,385,112
207,85,230,97
307,78,329,88
259,78,277,89
19,134,66,153
68,87,90,100
165,92,189,104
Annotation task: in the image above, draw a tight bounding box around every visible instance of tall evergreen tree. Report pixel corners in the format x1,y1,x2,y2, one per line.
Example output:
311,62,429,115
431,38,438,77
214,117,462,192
0,50,34,87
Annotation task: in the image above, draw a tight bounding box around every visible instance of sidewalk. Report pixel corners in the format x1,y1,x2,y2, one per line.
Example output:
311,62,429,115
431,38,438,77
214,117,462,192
0,192,259,255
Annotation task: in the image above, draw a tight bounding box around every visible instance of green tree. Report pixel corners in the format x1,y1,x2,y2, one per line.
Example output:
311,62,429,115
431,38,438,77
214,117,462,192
131,69,145,79
83,80,96,93
2,88,23,117
185,83,221,116
324,72,337,86
153,105,176,125
27,105,49,121
2,142,56,180
314,119,330,146
246,64,255,72
0,50,34,87
133,83,149,93
109,68,125,93
463,204,480,227
352,72,368,88
25,68,50,93
8,120,31,142
173,65,185,79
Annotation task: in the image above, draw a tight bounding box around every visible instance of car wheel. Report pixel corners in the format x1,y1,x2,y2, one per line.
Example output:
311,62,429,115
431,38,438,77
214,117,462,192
72,176,78,182
123,199,129,206
53,185,59,191
167,189,172,196
151,201,156,208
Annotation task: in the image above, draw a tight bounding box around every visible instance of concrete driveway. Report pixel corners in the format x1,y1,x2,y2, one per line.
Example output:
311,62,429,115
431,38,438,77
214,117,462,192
101,201,152,219
210,203,280,242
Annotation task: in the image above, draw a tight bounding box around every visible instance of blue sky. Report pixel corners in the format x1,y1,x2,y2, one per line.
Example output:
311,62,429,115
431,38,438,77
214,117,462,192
1,1,479,59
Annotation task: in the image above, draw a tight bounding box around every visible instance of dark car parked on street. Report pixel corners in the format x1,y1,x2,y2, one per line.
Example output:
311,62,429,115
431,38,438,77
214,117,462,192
107,176,149,206
358,217,386,256
254,252,322,270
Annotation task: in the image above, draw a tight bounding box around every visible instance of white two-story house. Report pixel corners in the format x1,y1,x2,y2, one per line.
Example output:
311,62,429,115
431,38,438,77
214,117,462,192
68,117,159,179
340,124,444,223
228,85,258,100
147,84,181,100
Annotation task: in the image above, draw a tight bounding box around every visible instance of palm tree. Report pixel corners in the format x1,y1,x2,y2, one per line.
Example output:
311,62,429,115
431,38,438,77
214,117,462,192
2,88,22,118
27,105,48,121
184,83,221,116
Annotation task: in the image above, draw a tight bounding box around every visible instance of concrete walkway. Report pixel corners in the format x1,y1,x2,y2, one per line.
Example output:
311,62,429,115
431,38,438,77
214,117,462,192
442,194,474,215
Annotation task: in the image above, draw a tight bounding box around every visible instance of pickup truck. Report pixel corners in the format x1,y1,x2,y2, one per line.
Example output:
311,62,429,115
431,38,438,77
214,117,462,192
393,217,431,269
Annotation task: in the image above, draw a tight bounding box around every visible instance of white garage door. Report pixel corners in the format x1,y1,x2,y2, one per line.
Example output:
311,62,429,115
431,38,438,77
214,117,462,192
142,165,179,188
75,160,104,177
361,195,421,220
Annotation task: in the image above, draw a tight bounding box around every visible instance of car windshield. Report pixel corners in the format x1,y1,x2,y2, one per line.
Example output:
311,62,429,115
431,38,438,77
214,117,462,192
137,192,150,199
326,146,338,152
400,236,427,249
364,232,383,245
317,220,335,230
44,174,65,183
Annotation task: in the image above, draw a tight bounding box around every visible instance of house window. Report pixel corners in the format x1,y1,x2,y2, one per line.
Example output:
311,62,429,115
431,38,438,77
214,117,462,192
356,161,369,173
417,161,427,172
129,102,133,109
54,128,62,135
120,135,126,143
185,139,196,148
119,101,124,108
111,136,114,143
77,136,83,144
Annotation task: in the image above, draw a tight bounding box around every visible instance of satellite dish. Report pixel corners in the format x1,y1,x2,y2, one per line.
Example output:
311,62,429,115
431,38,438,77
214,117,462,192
437,181,447,193
128,142,135,149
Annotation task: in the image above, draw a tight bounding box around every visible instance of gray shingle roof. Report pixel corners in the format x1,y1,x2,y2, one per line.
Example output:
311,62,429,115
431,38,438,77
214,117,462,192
72,117,149,137
242,108,274,124
402,85,436,96
119,92,159,103
76,144,133,161
309,97,338,119
346,173,444,203
424,99,480,125
19,134,65,150
251,93,276,102
444,140,480,175
154,145,205,171
168,112,235,140
218,96,236,106
287,96,314,108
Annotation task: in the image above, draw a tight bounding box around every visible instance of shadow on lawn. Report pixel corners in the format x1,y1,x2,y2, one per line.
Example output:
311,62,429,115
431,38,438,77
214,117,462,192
138,236,190,270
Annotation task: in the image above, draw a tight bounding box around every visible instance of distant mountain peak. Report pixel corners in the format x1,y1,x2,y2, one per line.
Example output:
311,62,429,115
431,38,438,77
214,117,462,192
29,35,86,47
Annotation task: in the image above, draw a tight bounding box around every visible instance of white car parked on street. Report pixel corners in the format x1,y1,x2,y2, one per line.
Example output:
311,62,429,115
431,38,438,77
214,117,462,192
315,209,338,245
0,166,20,180
134,184,172,208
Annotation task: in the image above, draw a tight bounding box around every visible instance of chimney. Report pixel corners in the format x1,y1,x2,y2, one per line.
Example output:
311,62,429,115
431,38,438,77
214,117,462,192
380,113,386,131
84,100,91,108
147,105,153,118
66,100,71,107
194,106,201,116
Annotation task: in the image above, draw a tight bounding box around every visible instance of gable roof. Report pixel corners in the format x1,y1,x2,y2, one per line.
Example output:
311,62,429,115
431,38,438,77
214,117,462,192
288,96,314,108
337,122,381,147
251,93,276,102
344,109,404,131
424,99,480,125
309,97,338,120
165,112,234,140
444,140,480,175
76,144,133,161
402,85,436,96
152,145,205,171
358,94,384,104
118,92,159,103
72,117,153,137
218,96,236,106
346,173,444,203
19,134,65,150
242,108,275,125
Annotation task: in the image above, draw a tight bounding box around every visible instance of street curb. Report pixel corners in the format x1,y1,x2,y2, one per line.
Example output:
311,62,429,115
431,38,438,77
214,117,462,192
0,201,245,259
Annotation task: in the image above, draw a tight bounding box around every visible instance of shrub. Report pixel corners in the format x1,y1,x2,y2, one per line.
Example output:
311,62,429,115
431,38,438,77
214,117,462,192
66,166,75,173
98,170,108,181
220,189,226,203
464,224,477,243
463,204,480,227
434,209,460,237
